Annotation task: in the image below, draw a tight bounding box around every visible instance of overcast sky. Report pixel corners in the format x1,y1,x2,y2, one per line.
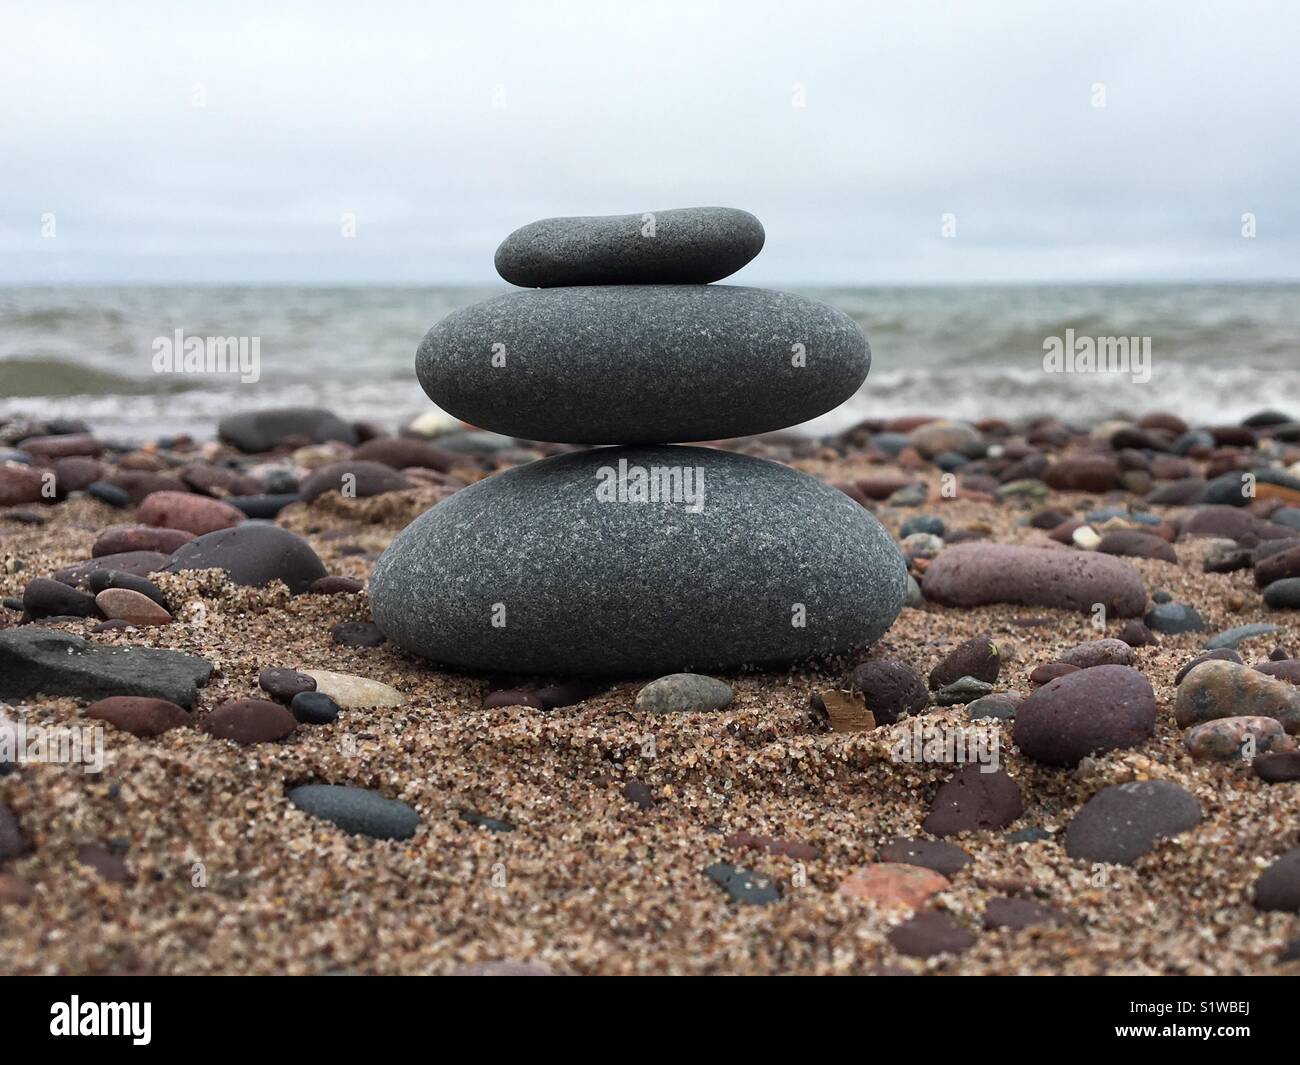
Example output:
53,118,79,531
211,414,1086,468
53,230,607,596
2,0,1297,284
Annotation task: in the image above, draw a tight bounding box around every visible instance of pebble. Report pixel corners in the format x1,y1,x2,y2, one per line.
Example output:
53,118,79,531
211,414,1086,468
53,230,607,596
1183,716,1287,760
967,695,1017,721
288,784,419,840
922,767,1023,836
137,490,245,535
724,831,818,861
847,658,928,724
56,550,170,584
418,287,869,444
229,493,300,519
932,676,994,705
0,803,28,861
929,634,1000,690
922,543,1147,616
76,842,130,884
1144,602,1205,634
94,588,171,627
17,432,102,459
907,420,979,458
0,628,212,707
1071,525,1101,550
164,524,327,593
1043,456,1123,492
1203,538,1252,573
1173,660,1300,732
352,436,456,472
302,669,406,708
482,688,545,710
622,780,656,809
887,912,975,958
299,461,413,503
1252,847,1300,912
0,872,33,906
982,897,1065,931
1006,827,1052,844
309,576,364,595
1264,578,1300,609
634,673,733,714
85,570,169,610
0,464,46,506
1118,619,1156,647
1256,542,1300,587
289,691,341,725
900,515,945,538
202,699,298,745
372,445,906,675
330,621,386,647
22,577,98,619
218,407,357,453
1174,648,1241,684
85,696,189,737
705,862,780,906
1254,751,1300,782
534,678,608,710
837,862,949,909
1063,780,1201,865
93,525,194,557
1204,623,1280,649
879,837,971,877
1057,638,1136,669
259,667,317,703
1013,665,1156,766
460,809,514,833
1030,662,1079,685
495,206,765,287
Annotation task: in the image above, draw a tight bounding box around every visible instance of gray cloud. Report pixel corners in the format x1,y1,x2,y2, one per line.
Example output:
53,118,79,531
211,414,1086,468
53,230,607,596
2,0,1297,283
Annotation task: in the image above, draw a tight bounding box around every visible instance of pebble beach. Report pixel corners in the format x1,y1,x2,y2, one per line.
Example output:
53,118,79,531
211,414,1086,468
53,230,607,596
3,406,1300,975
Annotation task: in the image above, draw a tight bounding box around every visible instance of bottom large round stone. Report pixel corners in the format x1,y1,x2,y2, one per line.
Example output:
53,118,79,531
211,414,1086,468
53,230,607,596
370,445,907,676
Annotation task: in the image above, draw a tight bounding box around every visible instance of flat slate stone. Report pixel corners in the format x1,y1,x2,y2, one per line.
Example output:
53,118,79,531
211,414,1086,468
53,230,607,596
371,445,907,676
416,285,869,444
288,784,419,840
0,628,212,708
494,207,765,287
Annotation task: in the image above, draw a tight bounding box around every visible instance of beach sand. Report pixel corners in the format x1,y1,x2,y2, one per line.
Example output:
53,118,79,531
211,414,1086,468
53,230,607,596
1,442,1299,976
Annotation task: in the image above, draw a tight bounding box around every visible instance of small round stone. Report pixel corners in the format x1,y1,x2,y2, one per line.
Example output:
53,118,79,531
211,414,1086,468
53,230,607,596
982,896,1065,931
878,837,971,877
1253,847,1300,912
1064,780,1201,865
847,658,928,724
259,667,316,703
22,578,98,620
330,621,386,647
290,691,341,725
1014,665,1156,767
929,634,1000,690
922,767,1024,836
202,699,297,745
635,674,733,714
94,588,172,627
1183,716,1287,761
887,912,975,958
85,696,188,737
1254,751,1300,782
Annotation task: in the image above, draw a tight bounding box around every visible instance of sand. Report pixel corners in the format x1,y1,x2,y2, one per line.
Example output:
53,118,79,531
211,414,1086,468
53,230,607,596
2,458,1299,976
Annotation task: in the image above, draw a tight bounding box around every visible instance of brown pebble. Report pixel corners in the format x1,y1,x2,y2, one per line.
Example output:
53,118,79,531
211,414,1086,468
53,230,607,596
76,843,130,884
888,911,976,957
1030,662,1080,685
1254,751,1300,783
94,588,172,627
259,668,316,703
137,490,245,535
202,699,297,745
0,872,34,906
838,863,949,909
86,696,188,737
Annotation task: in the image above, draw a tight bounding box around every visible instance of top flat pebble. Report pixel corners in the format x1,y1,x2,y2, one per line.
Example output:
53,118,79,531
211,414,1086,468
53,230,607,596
494,207,764,287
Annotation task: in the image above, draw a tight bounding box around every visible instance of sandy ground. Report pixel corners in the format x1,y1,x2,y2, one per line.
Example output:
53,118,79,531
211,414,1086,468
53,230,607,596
1,460,1299,976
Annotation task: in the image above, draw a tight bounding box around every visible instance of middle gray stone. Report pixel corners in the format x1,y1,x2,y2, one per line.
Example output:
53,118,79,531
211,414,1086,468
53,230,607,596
416,285,869,444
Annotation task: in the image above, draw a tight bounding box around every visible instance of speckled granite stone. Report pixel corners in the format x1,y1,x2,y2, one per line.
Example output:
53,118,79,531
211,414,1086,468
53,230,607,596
494,207,764,287
416,285,869,444
370,445,906,675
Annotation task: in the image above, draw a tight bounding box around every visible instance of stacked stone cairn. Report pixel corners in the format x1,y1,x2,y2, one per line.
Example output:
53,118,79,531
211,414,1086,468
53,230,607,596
371,207,907,675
